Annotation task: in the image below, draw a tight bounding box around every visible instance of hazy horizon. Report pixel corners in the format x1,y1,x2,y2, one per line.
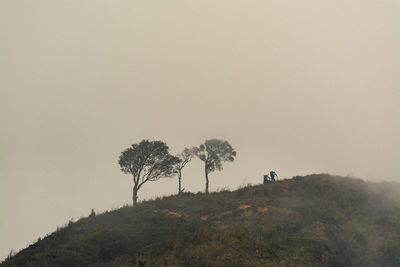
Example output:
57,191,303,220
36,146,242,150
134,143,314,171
1,0,399,260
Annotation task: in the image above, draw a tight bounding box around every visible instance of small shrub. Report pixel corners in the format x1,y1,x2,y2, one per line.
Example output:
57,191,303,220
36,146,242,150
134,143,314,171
89,209,96,218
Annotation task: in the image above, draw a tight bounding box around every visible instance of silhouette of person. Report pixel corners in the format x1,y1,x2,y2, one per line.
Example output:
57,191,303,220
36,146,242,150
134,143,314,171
263,174,270,185
270,171,278,181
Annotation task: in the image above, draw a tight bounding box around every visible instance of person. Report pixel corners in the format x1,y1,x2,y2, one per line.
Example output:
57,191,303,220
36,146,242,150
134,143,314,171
263,174,270,185
270,171,278,181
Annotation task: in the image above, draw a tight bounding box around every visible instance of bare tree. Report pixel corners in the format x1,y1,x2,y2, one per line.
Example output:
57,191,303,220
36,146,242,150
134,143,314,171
118,140,180,207
194,139,236,194
174,147,195,194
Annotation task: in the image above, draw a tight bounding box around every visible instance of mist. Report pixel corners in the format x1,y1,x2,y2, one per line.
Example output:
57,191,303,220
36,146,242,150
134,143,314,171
1,0,399,260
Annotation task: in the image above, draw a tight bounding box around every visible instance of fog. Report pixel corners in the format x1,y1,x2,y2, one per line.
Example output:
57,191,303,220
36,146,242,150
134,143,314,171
1,0,399,260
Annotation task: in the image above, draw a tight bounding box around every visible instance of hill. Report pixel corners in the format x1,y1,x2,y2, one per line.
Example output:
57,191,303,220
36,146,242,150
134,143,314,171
2,174,400,266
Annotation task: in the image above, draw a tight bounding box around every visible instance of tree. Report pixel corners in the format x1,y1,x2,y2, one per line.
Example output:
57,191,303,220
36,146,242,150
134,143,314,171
174,147,195,194
118,140,180,207
194,139,236,194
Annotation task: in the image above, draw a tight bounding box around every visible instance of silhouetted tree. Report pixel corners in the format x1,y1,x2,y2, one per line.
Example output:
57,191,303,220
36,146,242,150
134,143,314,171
174,147,195,194
194,139,236,194
118,140,180,207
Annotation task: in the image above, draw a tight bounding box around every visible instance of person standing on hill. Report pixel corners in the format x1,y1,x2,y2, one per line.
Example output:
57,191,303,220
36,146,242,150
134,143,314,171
270,171,278,181
263,174,270,185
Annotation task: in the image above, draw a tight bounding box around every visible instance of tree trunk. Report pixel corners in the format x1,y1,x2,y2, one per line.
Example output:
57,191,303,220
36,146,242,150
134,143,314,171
205,163,209,194
205,174,209,194
178,171,182,194
132,184,138,207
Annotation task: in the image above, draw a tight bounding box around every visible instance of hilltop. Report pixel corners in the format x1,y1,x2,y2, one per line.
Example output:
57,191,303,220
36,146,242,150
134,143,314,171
2,174,400,266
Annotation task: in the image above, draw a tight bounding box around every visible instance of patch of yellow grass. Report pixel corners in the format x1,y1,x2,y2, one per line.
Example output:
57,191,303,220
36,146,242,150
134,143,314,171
237,204,252,210
200,215,208,221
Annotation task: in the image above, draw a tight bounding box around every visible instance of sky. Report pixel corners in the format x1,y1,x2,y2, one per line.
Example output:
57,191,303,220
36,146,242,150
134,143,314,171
1,0,399,261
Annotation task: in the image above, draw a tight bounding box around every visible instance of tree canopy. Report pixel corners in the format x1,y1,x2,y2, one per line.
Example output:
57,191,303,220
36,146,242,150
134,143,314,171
195,139,236,193
118,140,180,206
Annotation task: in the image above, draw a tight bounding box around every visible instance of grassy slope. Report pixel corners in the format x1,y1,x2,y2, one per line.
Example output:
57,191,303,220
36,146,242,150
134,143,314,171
2,174,400,266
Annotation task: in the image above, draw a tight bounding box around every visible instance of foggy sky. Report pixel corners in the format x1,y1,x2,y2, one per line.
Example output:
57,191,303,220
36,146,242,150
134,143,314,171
1,0,399,260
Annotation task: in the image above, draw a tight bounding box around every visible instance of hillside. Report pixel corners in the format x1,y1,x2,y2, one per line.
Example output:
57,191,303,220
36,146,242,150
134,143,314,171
2,174,400,266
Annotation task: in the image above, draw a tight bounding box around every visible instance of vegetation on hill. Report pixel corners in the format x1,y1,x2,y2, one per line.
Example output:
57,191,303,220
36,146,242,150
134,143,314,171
118,138,236,206
194,139,237,194
2,174,400,266
118,140,181,207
